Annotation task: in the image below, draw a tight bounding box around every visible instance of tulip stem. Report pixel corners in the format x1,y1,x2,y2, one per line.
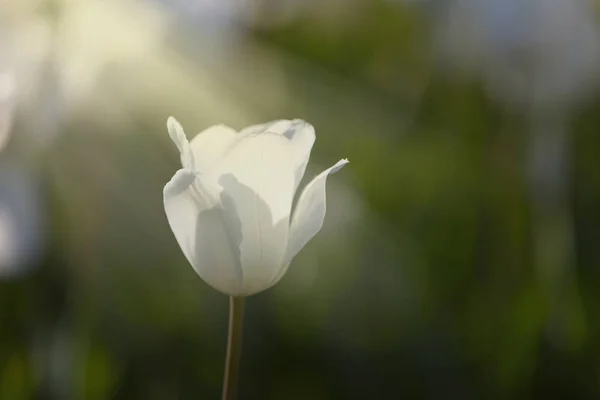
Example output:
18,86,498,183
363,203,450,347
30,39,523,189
222,296,246,400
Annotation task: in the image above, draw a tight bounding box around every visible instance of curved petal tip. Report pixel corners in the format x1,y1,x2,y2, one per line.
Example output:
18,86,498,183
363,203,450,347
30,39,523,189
330,158,349,174
163,168,196,198
167,116,187,151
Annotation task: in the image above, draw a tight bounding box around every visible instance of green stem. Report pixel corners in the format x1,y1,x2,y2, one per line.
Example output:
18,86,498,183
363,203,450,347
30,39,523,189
222,296,246,400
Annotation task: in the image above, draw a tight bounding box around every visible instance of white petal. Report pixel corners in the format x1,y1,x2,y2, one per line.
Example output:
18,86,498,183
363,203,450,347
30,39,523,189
167,117,194,169
209,132,298,295
236,120,294,137
282,120,315,192
189,124,240,173
163,169,244,296
237,121,271,136
240,120,315,192
277,158,349,282
188,121,299,174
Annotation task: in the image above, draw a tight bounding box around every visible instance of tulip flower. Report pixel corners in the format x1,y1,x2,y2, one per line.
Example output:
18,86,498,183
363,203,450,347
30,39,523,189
163,117,348,296
163,117,347,399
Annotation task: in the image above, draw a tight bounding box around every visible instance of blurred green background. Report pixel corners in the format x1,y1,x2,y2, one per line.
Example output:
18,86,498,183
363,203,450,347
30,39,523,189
2,0,600,398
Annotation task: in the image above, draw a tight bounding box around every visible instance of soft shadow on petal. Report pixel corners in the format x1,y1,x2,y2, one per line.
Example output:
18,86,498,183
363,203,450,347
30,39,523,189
218,174,290,295
285,120,315,193
189,124,239,173
276,158,349,283
164,169,243,295
211,131,297,224
262,119,313,144
239,120,315,192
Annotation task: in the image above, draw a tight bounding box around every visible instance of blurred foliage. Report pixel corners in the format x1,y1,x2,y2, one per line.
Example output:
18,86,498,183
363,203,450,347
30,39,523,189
2,0,600,399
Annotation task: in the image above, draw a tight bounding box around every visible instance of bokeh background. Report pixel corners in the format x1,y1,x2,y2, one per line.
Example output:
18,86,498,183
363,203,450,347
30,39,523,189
2,0,600,398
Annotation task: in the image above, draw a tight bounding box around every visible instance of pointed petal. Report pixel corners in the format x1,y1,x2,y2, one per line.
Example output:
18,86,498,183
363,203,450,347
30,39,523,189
280,158,349,274
167,117,194,169
210,132,297,295
163,169,244,295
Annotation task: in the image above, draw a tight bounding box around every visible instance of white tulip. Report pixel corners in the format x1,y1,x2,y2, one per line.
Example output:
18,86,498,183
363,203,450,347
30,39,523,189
163,117,348,296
